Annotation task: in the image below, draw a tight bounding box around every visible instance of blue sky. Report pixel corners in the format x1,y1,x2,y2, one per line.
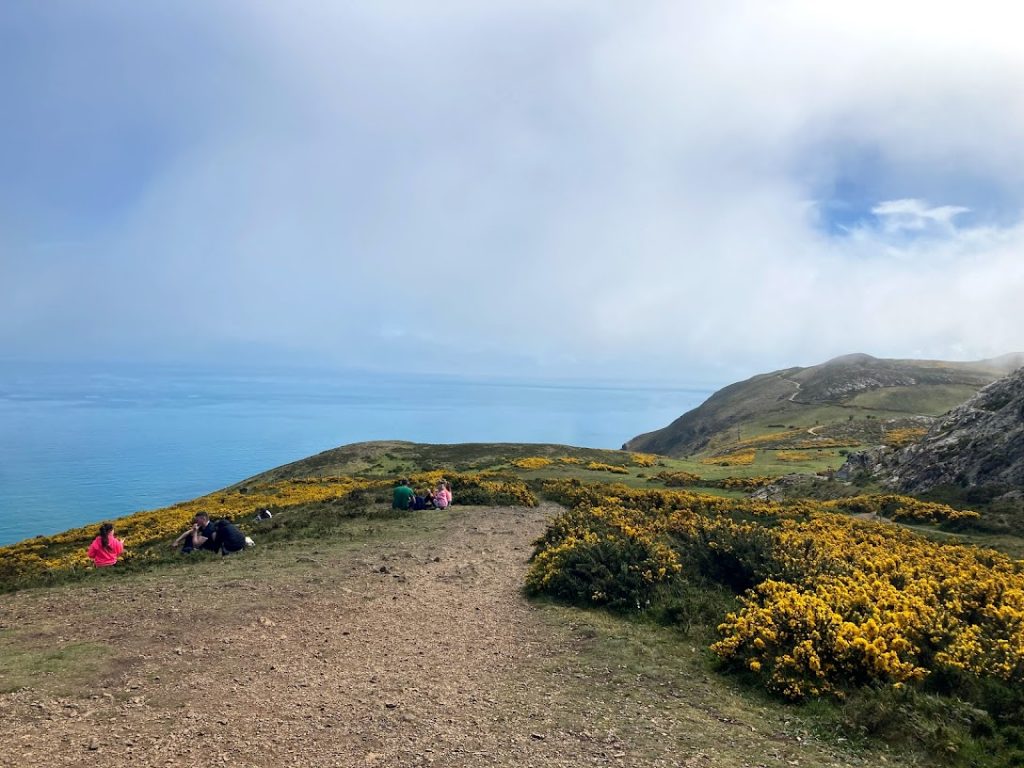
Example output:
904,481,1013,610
3,1,1024,382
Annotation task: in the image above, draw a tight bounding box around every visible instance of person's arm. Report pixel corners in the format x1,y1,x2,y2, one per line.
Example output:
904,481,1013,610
171,529,191,548
192,524,210,548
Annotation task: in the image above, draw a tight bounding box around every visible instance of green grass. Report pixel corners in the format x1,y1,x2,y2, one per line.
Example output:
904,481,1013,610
527,602,917,768
847,384,981,415
0,629,115,694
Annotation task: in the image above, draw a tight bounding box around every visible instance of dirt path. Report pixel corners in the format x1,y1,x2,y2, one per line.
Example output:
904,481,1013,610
0,505,878,768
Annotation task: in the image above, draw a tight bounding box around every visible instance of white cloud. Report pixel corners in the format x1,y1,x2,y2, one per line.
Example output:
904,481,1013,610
2,1,1024,380
870,198,971,233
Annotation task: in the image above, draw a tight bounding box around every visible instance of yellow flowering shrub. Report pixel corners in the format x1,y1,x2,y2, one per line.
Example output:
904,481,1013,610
701,449,756,466
630,453,659,467
775,450,812,462
884,427,929,447
525,503,683,609
529,480,1024,705
730,431,804,449
789,438,859,449
715,476,775,491
652,470,703,487
822,494,979,524
585,461,630,474
511,456,553,469
712,514,1024,697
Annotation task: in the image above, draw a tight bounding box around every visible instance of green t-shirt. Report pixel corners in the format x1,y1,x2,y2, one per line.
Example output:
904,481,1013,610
392,484,415,509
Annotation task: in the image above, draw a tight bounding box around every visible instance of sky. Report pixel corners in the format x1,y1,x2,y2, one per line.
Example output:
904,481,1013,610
3,1,1024,384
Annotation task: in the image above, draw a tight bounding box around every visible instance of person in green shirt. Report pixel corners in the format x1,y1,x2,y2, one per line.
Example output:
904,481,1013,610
392,479,415,510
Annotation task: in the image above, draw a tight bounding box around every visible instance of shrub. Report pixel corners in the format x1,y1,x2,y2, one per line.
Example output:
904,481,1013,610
586,461,630,474
512,457,553,470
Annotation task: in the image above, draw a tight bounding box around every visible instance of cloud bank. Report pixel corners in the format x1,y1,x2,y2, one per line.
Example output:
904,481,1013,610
2,1,1023,381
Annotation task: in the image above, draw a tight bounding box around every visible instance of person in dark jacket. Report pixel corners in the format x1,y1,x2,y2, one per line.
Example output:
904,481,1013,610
172,512,217,554
172,512,245,555
208,517,247,555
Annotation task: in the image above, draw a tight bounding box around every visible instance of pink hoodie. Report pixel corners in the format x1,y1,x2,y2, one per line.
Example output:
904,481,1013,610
87,535,124,567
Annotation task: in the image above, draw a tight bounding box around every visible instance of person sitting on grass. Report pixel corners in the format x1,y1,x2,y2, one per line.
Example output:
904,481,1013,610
87,522,124,567
412,489,432,510
205,517,248,556
433,481,450,510
392,479,415,510
172,512,217,554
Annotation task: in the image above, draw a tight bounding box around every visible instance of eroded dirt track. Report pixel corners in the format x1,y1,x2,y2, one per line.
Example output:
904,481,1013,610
2,505,609,767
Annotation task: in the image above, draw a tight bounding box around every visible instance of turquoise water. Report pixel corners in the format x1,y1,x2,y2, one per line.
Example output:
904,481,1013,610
0,363,711,545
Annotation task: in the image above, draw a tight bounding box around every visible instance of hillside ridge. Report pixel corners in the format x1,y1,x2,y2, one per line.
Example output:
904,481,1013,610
625,353,1022,458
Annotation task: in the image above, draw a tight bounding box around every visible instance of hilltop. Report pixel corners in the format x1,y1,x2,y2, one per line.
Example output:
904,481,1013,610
624,353,1022,459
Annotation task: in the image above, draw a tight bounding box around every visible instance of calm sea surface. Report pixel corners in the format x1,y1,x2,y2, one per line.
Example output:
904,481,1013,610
0,363,712,545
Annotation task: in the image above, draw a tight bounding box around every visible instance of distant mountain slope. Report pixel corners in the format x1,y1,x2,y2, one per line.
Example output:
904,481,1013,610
625,353,1022,458
850,365,1024,494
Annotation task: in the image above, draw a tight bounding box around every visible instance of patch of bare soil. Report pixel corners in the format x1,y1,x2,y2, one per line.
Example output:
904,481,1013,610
0,505,880,768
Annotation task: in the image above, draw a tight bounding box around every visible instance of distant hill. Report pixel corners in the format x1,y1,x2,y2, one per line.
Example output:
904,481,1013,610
624,353,1023,458
844,364,1024,495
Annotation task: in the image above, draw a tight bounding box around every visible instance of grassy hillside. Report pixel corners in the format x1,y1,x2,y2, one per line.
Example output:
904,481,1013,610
4,440,1024,766
625,353,1021,459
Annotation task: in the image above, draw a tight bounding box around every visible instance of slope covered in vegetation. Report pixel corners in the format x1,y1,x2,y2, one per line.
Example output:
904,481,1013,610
625,353,1020,459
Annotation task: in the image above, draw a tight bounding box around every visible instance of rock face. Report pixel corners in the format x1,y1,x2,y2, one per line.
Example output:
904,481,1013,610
848,366,1024,494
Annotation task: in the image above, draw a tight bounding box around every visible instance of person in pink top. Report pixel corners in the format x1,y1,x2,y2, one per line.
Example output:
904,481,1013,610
433,481,449,509
87,522,124,567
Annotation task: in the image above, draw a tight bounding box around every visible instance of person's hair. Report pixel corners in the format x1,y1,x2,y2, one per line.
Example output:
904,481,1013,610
195,512,210,522
99,522,115,551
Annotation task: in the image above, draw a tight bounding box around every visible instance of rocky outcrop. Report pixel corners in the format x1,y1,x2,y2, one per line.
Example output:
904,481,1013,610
843,366,1024,494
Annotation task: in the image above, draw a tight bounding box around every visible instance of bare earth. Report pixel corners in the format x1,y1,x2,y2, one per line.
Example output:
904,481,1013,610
0,505,882,768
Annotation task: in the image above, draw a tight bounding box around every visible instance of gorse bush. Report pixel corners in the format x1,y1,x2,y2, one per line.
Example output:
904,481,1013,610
526,480,1024,764
629,452,659,467
525,503,681,610
511,456,553,469
884,427,929,447
821,494,979,524
651,470,703,487
701,449,756,466
585,461,630,474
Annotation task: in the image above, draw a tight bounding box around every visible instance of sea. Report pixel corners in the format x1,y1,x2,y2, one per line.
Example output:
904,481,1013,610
0,363,712,546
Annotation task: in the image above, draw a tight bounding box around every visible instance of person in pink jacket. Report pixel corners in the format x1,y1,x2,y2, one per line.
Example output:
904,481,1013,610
432,481,449,509
87,523,124,567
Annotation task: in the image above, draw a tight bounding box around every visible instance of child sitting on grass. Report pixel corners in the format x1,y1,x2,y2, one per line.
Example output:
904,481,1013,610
87,522,124,567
